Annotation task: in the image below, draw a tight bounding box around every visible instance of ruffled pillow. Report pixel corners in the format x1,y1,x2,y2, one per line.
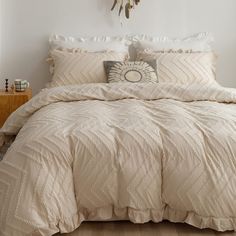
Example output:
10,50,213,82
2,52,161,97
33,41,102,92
47,49,129,88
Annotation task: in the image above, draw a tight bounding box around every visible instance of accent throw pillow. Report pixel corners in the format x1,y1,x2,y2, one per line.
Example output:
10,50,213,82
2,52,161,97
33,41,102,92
104,61,158,83
137,51,217,85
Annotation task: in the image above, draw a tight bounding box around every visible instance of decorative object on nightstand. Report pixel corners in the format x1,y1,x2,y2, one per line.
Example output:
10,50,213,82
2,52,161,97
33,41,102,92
14,79,30,92
0,88,32,127
5,79,9,92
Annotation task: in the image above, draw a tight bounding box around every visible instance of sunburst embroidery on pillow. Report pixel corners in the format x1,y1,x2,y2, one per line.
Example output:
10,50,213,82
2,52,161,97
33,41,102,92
104,61,158,83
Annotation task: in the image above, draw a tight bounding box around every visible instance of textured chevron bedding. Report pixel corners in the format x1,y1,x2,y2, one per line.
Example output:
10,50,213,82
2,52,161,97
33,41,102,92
0,82,236,235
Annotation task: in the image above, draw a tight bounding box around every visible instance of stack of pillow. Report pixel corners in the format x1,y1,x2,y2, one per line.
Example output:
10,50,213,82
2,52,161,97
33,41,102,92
47,32,216,88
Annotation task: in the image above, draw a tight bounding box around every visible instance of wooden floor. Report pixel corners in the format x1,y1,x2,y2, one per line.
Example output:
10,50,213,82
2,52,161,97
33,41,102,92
58,221,236,236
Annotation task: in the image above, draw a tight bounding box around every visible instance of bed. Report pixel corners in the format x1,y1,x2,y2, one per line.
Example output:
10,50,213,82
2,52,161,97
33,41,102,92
0,82,236,235
1,33,236,236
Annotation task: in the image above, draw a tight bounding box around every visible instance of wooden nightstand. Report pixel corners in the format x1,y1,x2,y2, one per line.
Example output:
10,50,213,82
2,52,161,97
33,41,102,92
0,88,32,127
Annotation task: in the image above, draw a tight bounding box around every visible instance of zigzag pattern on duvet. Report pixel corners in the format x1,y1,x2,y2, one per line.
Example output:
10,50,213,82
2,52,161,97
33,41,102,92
0,83,236,235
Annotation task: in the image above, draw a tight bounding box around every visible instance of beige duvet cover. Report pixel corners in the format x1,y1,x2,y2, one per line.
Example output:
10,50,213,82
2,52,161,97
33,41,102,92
0,83,236,235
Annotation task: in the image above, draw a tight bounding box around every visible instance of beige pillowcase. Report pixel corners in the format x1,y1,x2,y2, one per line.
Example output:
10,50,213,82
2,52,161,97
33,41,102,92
137,51,217,84
47,50,128,87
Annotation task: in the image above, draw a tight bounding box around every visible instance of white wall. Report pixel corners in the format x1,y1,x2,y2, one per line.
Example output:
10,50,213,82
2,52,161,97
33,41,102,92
0,0,236,94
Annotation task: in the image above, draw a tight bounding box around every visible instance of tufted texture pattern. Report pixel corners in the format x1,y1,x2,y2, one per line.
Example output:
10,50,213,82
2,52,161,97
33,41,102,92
0,83,236,235
137,51,217,85
47,50,128,88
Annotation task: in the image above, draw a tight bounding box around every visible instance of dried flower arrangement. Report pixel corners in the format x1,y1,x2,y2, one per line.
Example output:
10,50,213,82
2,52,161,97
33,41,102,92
111,0,141,19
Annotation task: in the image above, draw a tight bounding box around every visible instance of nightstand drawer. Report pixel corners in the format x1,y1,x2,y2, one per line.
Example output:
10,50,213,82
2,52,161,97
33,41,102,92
0,95,10,109
10,95,30,112
0,89,32,127
0,96,11,126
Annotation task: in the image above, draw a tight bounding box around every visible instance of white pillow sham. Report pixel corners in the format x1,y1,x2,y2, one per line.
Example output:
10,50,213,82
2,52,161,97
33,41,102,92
132,32,214,52
49,34,130,53
47,50,129,88
137,50,217,85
